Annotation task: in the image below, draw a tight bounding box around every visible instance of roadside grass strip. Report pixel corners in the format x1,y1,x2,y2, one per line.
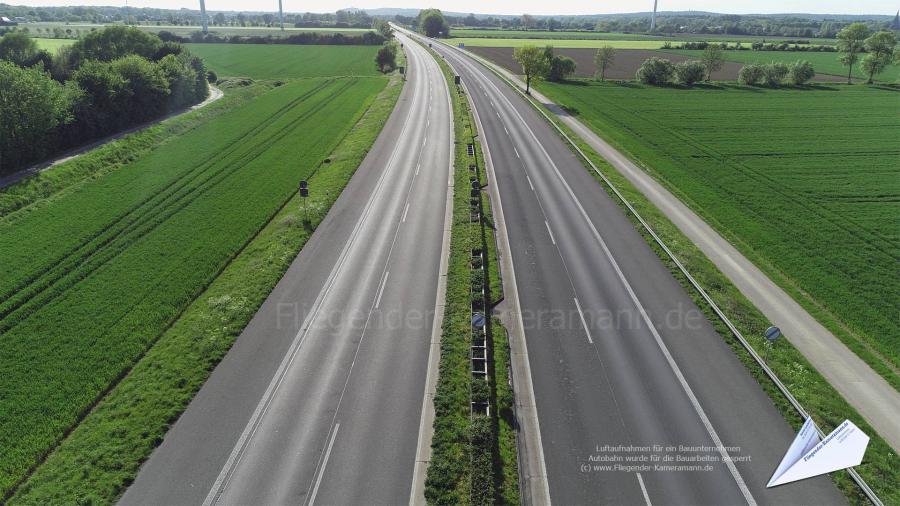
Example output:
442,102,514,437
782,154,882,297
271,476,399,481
0,75,390,500
505,79,897,505
185,44,382,79
539,81,900,386
423,43,519,506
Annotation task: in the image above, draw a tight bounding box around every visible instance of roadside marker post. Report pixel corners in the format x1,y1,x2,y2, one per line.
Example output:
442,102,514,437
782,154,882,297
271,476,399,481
764,325,781,363
299,180,309,223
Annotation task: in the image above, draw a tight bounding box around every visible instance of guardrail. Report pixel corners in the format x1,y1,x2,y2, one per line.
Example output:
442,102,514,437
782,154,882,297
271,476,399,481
433,36,884,506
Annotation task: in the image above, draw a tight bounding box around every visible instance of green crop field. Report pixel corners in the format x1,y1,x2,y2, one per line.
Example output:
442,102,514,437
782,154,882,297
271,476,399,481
450,28,836,45
538,81,900,378
25,22,372,38
666,49,900,81
185,43,380,79
32,37,72,51
0,75,386,496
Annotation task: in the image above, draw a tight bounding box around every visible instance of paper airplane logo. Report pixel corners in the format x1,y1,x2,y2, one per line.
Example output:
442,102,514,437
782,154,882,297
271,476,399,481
768,417,869,487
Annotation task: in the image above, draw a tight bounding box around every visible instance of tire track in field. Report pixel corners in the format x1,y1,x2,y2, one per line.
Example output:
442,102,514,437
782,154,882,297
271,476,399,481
0,79,335,306
0,79,359,334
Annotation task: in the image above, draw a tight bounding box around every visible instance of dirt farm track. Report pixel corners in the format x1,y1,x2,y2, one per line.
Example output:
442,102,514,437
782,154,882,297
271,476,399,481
468,47,846,82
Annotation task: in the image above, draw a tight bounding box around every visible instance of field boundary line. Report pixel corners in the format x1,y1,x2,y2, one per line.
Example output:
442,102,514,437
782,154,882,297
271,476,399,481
442,39,885,506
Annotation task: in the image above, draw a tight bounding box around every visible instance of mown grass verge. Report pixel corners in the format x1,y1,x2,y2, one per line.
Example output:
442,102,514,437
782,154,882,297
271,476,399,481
422,42,519,506
522,86,898,506
6,73,403,505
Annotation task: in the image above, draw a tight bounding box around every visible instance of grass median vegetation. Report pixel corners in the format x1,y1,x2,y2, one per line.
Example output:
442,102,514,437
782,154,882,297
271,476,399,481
422,41,519,505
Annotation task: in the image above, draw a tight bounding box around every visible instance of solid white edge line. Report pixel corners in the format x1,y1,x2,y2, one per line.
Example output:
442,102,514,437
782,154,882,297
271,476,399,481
307,422,340,506
574,297,593,344
636,472,652,506
544,220,556,245
436,40,551,506
471,58,757,506
375,270,389,309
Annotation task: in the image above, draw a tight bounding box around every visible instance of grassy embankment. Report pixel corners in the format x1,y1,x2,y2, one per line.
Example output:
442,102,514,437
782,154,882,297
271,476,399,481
665,49,900,81
422,43,519,505
3,45,397,504
529,79,897,504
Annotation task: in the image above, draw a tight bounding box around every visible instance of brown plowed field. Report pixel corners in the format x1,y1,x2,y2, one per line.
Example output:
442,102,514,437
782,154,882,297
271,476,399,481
468,47,845,82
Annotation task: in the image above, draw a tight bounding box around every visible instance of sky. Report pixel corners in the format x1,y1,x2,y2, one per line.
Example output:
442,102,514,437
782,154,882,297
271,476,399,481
8,0,899,16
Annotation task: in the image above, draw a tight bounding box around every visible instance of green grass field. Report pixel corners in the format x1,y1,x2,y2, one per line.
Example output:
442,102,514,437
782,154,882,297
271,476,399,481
666,49,900,81
538,81,900,379
32,37,71,51
184,43,380,79
0,75,387,497
450,28,836,45
26,22,371,38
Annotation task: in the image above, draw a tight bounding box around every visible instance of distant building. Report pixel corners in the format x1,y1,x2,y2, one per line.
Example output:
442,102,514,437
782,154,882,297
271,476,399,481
0,16,17,26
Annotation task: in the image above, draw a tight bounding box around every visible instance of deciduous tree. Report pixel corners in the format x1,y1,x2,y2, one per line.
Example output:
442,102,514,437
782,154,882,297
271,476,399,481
836,22,870,84
861,31,897,83
700,43,724,80
513,45,549,94
594,45,615,81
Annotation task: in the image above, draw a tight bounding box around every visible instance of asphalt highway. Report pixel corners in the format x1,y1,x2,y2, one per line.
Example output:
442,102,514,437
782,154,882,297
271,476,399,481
120,32,452,506
425,36,847,506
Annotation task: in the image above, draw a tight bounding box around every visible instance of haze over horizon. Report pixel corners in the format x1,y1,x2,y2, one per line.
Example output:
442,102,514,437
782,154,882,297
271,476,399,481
6,0,898,17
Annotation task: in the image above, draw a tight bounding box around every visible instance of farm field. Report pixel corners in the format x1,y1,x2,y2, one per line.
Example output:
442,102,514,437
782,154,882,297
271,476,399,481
0,75,386,496
32,37,71,51
450,28,837,45
25,22,372,38
452,37,676,49
185,43,380,79
667,49,900,81
538,80,900,378
468,46,843,82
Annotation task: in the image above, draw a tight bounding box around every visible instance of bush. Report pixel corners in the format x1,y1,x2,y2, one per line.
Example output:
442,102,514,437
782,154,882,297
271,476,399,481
673,60,706,85
636,57,674,85
738,63,766,85
763,62,789,86
375,43,396,73
788,60,815,85
547,55,576,81
207,69,218,83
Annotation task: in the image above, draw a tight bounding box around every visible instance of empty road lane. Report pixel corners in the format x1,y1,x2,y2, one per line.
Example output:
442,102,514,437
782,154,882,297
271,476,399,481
424,36,846,506
120,32,452,506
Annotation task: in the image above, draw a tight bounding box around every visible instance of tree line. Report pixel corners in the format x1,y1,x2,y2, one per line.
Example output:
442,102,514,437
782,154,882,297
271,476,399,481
0,27,209,174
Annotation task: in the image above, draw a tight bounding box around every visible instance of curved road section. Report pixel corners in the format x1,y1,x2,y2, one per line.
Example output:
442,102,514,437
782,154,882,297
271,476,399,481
422,34,847,505
120,34,452,505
